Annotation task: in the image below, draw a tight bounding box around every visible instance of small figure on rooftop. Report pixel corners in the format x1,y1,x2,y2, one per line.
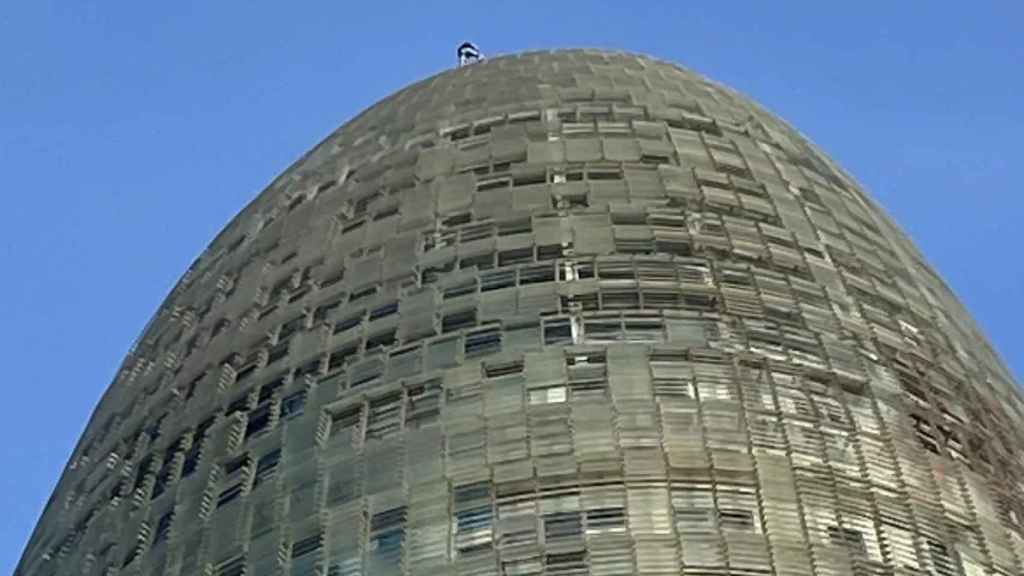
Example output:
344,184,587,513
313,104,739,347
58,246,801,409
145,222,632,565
458,42,483,67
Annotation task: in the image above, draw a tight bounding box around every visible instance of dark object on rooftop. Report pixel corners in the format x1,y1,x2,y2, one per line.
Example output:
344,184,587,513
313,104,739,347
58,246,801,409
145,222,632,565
457,41,483,66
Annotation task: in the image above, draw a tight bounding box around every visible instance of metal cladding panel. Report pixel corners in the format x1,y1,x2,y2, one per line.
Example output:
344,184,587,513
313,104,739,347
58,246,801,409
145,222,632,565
17,49,1024,576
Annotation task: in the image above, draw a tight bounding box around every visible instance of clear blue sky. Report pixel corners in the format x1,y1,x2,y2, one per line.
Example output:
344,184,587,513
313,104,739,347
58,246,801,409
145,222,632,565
2,1,1022,571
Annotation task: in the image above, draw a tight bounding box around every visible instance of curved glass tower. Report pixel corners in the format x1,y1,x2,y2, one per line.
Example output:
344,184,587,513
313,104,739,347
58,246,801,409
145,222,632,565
17,49,1024,576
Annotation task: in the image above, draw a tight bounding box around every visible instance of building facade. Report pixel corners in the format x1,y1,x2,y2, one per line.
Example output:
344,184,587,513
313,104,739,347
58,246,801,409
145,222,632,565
17,49,1024,576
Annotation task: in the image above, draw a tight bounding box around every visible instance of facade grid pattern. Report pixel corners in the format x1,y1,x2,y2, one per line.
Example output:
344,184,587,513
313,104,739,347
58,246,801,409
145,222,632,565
16,49,1024,576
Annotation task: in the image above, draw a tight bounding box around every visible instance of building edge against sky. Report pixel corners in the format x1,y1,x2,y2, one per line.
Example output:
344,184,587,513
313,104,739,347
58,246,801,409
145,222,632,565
18,49,1024,576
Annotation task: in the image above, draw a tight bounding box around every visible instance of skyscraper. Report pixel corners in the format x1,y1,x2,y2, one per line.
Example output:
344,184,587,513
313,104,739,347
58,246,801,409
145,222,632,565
17,48,1024,576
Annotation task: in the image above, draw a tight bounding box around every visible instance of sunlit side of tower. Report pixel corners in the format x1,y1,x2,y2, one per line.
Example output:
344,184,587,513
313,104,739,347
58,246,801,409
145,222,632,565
17,49,1024,576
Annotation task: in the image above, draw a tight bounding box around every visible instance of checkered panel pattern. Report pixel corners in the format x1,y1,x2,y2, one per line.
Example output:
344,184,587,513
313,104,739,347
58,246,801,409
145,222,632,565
17,49,1024,576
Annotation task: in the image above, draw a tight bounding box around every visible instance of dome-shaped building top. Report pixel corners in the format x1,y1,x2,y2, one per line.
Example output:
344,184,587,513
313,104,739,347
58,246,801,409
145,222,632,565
17,49,1024,576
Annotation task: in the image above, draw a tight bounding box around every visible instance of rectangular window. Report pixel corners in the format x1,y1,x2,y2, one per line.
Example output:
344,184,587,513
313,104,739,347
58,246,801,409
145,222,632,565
454,505,494,555
369,507,407,562
225,395,249,417
498,218,531,236
459,253,494,271
216,454,250,508
601,290,640,310
244,405,272,440
583,320,621,342
480,269,516,292
257,376,285,405
349,284,379,303
520,264,555,285
278,315,305,341
369,302,398,321
546,551,587,572
152,511,173,548
443,279,477,300
313,296,345,323
597,261,634,280
253,449,281,487
329,405,363,445
544,319,573,346
294,358,322,379
465,327,502,357
484,358,524,379
280,390,307,420
719,508,755,532
585,507,625,535
529,386,567,405
498,248,533,267
181,418,214,478
333,311,365,335
365,329,397,351
405,380,441,429
214,555,246,576
267,341,289,365
544,511,583,541
567,352,607,400
327,343,359,373
292,533,323,559
829,526,867,555
421,259,455,285
366,393,401,441
349,359,384,388
623,318,664,342
442,309,477,333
